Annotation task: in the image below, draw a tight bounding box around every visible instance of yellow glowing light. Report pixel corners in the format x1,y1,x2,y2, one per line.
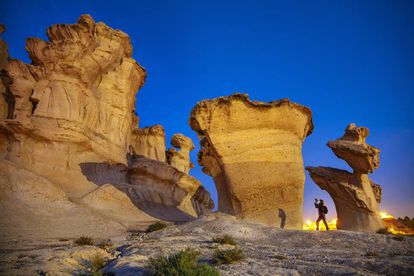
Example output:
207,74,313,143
380,212,394,219
303,211,414,234
303,218,337,231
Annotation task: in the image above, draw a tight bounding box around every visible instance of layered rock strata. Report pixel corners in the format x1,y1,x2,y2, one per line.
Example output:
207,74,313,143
306,123,384,232
0,15,212,239
189,94,313,229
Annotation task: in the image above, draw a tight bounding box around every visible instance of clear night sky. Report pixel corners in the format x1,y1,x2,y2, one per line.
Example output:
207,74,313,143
2,0,413,221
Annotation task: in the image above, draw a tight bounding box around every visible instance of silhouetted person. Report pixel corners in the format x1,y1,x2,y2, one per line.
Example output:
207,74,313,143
314,198,329,230
278,208,286,229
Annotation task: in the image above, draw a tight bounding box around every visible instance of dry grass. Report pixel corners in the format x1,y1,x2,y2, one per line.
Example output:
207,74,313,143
74,236,94,246
212,234,237,245
146,248,219,276
213,247,245,264
146,222,168,233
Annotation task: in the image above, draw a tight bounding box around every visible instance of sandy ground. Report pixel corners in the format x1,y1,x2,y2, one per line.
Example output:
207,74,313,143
1,214,413,275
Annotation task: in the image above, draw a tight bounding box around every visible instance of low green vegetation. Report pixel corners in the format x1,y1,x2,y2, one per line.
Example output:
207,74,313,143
147,222,168,233
212,234,237,246
213,248,245,265
146,248,219,276
89,253,106,275
74,236,94,246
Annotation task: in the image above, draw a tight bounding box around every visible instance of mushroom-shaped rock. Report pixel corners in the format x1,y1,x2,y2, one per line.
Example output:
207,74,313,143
328,123,380,174
130,125,167,162
306,124,383,232
189,93,313,229
167,133,195,174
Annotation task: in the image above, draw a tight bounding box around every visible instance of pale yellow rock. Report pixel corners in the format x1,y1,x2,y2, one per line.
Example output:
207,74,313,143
79,184,157,228
0,160,125,240
167,133,195,174
0,24,11,121
42,246,112,276
127,155,207,220
189,93,313,229
307,123,384,232
130,125,167,162
0,15,212,240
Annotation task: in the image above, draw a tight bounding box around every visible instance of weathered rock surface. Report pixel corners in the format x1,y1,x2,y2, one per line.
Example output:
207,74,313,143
130,125,166,162
0,15,212,240
307,124,384,232
189,94,313,229
167,133,195,174
1,215,413,276
0,25,11,121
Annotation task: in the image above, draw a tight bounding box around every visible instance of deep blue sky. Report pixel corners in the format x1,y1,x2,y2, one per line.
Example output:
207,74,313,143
2,0,413,220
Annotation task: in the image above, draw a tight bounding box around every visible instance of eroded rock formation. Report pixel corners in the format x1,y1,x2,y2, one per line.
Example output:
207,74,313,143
130,125,167,162
189,94,313,229
306,123,384,232
0,15,212,239
167,133,195,174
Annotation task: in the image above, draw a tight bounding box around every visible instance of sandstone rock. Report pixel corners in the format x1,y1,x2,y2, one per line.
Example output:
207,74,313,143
79,184,157,228
0,15,212,240
127,155,204,219
189,93,313,229
130,125,166,162
306,123,384,232
0,160,125,240
166,133,195,174
191,186,215,216
328,123,380,174
3,14,146,198
0,25,13,122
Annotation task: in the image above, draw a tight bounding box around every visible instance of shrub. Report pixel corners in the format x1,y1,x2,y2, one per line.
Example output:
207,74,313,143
212,234,237,245
90,253,106,273
74,236,94,246
213,247,245,264
146,248,219,276
147,222,168,233
392,235,404,241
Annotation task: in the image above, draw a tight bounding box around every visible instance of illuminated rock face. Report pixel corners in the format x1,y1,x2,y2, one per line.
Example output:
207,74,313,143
307,124,384,232
189,94,313,229
0,15,212,239
167,133,195,174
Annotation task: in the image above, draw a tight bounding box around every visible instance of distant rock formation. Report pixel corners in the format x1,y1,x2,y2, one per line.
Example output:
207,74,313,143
306,123,384,232
167,133,195,174
0,15,212,240
189,94,313,229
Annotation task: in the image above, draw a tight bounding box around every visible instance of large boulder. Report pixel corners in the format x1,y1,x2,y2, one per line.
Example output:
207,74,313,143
189,94,313,229
307,124,384,232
